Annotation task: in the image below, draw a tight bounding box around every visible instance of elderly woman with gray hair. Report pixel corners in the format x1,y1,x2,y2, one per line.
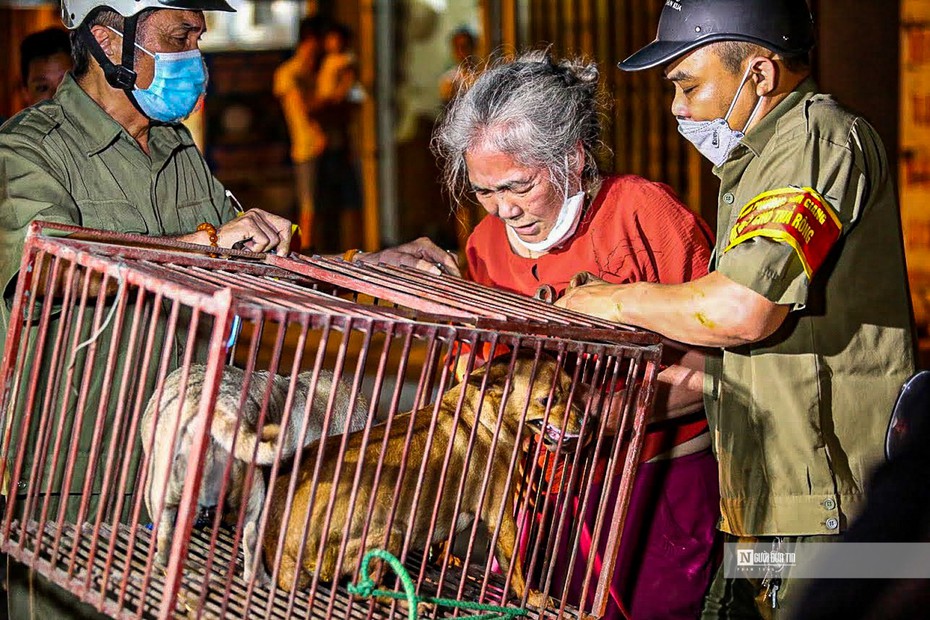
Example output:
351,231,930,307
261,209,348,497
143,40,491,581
431,50,720,619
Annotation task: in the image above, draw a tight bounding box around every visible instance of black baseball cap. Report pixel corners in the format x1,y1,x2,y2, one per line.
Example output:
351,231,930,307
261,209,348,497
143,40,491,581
619,0,815,72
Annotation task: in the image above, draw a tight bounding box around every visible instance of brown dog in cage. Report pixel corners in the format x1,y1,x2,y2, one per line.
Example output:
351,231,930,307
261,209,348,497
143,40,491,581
262,355,584,608
141,364,369,585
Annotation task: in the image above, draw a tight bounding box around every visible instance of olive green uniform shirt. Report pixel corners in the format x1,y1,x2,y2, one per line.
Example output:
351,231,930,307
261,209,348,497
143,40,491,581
0,74,239,618
0,73,234,513
0,73,234,345
705,78,916,537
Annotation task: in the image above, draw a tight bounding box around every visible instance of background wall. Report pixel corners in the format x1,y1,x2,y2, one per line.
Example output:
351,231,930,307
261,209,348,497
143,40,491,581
817,1,900,173
901,0,930,337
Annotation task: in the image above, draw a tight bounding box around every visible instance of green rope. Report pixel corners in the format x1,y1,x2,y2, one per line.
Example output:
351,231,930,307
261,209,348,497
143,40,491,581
346,549,527,620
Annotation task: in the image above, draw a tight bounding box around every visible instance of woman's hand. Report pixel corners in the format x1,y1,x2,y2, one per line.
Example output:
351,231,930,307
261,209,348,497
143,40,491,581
356,238,461,277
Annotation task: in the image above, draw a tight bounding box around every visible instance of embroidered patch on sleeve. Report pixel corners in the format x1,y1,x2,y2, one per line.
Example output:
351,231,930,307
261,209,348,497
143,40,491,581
722,187,842,278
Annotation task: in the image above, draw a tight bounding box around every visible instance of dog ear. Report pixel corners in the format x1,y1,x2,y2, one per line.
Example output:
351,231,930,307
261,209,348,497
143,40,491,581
463,357,511,391
462,362,488,385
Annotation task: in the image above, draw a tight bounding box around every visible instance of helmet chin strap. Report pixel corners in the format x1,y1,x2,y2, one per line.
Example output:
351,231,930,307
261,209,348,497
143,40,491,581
78,13,148,117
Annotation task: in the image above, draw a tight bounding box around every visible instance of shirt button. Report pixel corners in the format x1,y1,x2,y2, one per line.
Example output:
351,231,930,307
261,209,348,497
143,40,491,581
723,193,735,204
825,517,839,530
823,498,837,511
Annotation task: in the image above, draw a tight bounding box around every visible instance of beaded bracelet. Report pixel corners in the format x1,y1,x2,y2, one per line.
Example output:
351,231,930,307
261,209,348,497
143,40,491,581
197,222,219,257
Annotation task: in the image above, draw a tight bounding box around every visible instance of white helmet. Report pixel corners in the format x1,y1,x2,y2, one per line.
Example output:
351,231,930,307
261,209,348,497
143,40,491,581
61,0,234,29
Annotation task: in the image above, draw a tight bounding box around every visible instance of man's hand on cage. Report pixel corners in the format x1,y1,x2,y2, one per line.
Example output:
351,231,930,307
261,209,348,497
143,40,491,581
217,209,293,256
357,237,461,277
556,271,627,322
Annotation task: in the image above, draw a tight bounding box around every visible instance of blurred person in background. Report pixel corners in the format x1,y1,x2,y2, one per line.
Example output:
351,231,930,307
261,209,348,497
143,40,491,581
438,26,478,104
432,49,720,620
313,21,364,253
275,15,327,251
19,27,73,109
316,21,364,104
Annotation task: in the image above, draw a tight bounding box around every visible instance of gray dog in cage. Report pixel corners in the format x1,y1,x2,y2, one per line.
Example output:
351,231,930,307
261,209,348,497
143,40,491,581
141,364,369,585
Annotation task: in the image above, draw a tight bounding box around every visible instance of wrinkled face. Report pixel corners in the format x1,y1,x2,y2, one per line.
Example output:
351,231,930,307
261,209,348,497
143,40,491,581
23,51,72,106
665,44,758,130
105,9,206,90
465,145,566,245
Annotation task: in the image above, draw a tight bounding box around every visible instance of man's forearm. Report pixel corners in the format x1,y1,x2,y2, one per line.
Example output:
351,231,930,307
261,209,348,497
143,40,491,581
568,272,790,348
614,280,755,346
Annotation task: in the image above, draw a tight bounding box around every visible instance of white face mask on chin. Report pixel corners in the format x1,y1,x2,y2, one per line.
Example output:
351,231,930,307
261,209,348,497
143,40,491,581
676,65,764,168
510,190,586,253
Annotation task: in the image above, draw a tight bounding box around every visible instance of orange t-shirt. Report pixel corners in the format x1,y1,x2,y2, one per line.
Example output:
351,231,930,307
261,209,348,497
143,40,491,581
466,174,714,462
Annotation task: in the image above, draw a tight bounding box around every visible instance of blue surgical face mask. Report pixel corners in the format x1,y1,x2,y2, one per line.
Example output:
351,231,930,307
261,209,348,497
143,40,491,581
676,65,764,167
108,27,207,123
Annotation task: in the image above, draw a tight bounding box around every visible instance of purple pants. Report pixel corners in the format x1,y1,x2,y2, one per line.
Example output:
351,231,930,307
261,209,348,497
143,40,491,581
534,448,721,619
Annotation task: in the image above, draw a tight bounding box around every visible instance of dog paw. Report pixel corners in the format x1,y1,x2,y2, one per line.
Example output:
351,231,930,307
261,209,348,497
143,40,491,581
244,566,271,588
416,601,437,617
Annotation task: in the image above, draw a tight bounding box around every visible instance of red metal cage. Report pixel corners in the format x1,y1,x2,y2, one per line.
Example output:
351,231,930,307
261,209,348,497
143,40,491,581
0,222,661,619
